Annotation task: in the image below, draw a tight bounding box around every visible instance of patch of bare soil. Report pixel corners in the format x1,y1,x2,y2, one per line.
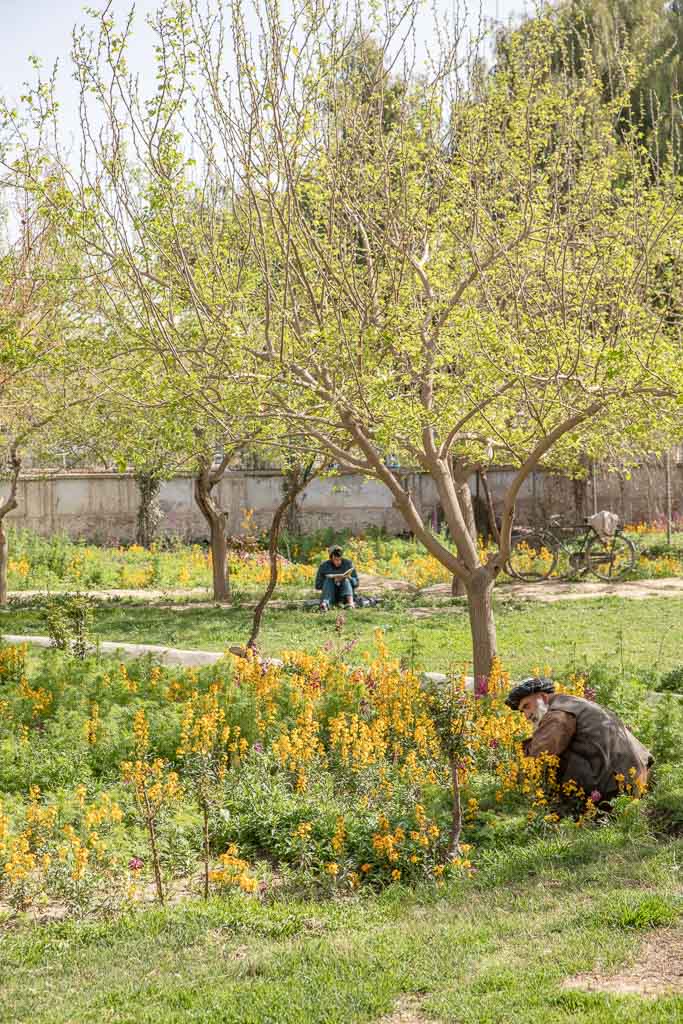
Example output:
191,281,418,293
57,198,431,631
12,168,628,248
359,573,417,594
563,927,683,998
420,578,683,603
10,576,683,607
375,995,441,1023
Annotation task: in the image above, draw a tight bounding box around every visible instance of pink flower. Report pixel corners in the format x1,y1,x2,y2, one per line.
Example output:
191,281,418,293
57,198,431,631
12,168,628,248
489,739,499,749
128,857,144,871
590,790,602,804
474,675,489,698
252,742,264,753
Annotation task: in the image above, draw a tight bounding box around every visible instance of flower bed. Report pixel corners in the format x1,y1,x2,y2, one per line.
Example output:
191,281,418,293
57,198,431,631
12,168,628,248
1,631,674,919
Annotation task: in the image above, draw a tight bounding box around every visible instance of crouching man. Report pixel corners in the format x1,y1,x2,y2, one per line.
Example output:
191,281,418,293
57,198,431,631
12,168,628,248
505,677,653,804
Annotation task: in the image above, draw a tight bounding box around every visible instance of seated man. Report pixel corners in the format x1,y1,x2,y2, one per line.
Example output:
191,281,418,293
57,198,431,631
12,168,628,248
505,677,653,803
315,544,359,611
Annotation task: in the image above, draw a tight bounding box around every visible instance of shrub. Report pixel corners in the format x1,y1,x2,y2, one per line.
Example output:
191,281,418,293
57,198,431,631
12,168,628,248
647,763,683,835
45,593,95,659
602,892,680,929
657,665,683,694
0,640,653,916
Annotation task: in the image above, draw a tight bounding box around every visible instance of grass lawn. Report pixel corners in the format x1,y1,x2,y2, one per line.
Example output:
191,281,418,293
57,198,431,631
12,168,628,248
2,590,683,1022
2,595,682,678
1,829,681,1023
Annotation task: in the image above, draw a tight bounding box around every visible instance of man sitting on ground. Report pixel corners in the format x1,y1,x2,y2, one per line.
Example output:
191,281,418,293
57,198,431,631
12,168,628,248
505,677,653,804
315,544,359,611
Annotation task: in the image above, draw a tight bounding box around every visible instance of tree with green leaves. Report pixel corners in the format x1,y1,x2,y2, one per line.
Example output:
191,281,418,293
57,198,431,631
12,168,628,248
4,1,681,675
0,188,93,603
213,0,682,676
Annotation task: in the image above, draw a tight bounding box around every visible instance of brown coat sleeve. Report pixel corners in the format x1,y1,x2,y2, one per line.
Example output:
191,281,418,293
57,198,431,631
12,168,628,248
526,710,576,758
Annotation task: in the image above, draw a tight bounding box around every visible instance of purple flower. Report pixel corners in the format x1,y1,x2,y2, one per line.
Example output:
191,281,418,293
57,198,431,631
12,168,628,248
489,739,499,749
128,857,144,871
252,742,264,753
590,790,602,804
584,687,596,702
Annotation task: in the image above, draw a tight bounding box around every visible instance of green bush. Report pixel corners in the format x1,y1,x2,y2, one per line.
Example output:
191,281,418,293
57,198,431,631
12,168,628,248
647,763,683,835
601,891,680,929
558,664,683,765
657,665,683,694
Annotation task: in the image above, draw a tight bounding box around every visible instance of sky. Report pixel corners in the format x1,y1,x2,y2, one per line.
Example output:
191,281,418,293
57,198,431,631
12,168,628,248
0,0,530,178
0,0,529,106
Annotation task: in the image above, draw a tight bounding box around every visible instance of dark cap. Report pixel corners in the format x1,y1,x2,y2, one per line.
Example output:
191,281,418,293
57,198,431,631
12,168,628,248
329,545,343,557
505,676,555,710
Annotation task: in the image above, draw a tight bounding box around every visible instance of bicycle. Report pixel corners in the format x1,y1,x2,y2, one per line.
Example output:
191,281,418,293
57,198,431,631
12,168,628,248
506,515,637,582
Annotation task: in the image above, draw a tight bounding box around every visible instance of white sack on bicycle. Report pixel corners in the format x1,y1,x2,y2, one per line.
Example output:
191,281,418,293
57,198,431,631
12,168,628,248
588,511,619,542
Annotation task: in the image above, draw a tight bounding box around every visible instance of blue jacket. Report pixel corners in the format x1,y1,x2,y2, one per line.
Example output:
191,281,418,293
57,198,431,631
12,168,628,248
315,558,359,591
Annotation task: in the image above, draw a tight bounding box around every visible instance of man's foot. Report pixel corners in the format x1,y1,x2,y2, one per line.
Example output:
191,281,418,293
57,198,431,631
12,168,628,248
343,597,355,609
319,600,330,612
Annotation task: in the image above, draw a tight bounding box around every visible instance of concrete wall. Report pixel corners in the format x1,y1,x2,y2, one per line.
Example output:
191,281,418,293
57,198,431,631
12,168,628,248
1,462,681,544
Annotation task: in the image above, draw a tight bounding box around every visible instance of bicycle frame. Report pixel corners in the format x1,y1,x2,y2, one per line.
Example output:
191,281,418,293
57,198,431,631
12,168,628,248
506,517,635,583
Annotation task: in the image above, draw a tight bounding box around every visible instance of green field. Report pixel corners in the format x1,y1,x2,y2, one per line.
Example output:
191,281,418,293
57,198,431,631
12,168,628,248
4,525,683,597
2,584,683,1023
2,593,682,678
1,830,682,1023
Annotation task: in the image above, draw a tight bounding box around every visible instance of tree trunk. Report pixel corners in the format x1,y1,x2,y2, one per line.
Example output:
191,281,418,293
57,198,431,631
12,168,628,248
284,466,302,536
336,422,501,685
0,519,9,606
465,568,497,686
248,463,317,650
451,470,477,597
455,478,477,547
479,470,500,545
209,519,230,602
194,470,230,602
572,476,587,523
451,574,465,596
0,449,21,607
135,471,163,548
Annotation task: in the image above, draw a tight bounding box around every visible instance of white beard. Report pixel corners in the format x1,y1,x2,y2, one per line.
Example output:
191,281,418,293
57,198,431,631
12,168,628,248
530,699,549,727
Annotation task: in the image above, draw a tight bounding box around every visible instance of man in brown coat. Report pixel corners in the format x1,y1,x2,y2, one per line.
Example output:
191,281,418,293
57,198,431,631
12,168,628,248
505,677,653,802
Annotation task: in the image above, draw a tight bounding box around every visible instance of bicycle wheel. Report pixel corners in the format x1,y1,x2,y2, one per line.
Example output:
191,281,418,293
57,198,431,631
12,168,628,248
584,533,636,581
506,532,558,582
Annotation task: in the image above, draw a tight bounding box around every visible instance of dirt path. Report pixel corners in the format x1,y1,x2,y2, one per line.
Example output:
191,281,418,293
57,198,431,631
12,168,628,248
375,996,439,1024
6,586,213,603
6,576,683,606
563,927,683,998
2,634,227,668
421,577,683,602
